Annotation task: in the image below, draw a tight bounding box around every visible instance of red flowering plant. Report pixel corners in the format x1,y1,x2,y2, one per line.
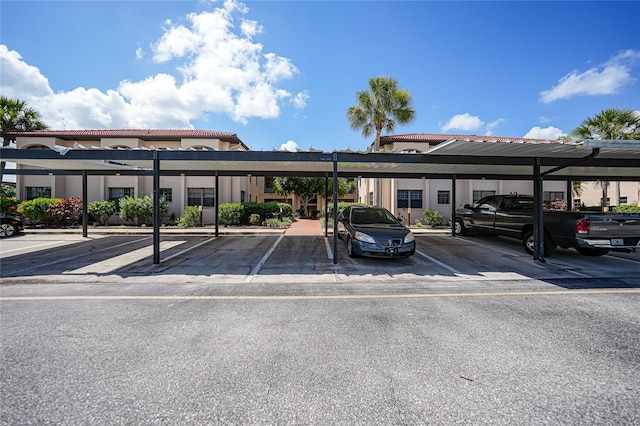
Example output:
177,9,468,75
0,196,20,215
45,196,83,227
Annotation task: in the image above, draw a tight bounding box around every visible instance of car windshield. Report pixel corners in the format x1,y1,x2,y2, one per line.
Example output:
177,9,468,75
351,208,398,225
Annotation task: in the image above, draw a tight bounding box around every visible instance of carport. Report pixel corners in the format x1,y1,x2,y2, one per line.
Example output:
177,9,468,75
2,138,639,264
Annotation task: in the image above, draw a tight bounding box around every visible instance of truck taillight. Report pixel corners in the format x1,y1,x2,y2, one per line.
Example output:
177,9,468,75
576,218,590,235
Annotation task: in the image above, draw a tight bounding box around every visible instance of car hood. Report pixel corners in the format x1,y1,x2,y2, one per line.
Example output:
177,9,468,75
352,224,410,238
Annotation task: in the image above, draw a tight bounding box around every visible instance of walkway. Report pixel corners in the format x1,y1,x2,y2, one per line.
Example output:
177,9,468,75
284,218,325,236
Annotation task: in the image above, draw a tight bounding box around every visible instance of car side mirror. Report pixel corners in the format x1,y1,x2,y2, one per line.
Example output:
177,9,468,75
338,214,345,221
464,204,471,209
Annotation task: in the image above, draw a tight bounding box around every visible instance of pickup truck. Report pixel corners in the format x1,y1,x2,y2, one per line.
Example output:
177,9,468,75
454,195,640,257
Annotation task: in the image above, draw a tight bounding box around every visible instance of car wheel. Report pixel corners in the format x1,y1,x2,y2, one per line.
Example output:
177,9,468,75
576,247,610,256
523,231,556,257
0,224,16,238
454,219,466,236
347,236,357,258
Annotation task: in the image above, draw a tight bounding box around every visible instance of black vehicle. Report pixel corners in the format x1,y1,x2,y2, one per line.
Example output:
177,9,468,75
0,215,24,238
338,206,415,258
455,194,640,256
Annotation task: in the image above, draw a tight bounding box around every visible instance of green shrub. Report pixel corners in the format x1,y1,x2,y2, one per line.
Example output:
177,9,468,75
613,204,640,213
423,209,448,226
118,195,169,226
178,205,201,227
17,197,62,224
0,196,19,215
46,196,83,227
1,184,16,198
88,200,118,225
219,203,242,224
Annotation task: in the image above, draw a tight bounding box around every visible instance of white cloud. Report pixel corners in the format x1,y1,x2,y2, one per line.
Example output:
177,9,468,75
280,140,299,152
0,0,304,129
0,45,53,99
484,118,505,136
539,49,640,103
441,113,484,132
523,126,563,140
441,113,505,135
291,91,309,109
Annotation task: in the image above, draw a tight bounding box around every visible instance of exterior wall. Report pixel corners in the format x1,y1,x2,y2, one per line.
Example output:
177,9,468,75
14,135,249,225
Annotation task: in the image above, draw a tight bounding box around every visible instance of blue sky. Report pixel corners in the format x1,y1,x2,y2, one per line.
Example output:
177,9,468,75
1,0,639,152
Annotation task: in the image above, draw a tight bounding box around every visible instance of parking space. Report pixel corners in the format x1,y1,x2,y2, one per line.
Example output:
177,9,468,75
2,232,639,288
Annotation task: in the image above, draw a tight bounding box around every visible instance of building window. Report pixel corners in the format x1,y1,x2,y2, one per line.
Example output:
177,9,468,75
573,198,582,210
437,190,450,205
369,192,374,206
26,186,51,200
620,196,628,205
544,191,564,201
264,177,275,193
188,187,215,207
159,188,172,203
472,190,495,203
397,190,423,209
108,187,134,202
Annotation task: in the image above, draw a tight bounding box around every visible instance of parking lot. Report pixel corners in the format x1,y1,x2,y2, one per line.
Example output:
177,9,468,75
2,231,639,289
2,231,640,424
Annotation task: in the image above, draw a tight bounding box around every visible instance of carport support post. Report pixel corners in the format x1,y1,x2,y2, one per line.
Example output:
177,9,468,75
324,174,329,238
82,170,88,238
533,158,545,261
332,153,339,265
566,178,573,211
153,151,160,265
215,172,219,238
451,175,457,237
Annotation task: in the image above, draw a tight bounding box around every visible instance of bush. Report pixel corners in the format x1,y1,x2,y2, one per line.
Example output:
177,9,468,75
88,200,118,225
249,213,261,225
613,204,640,213
423,209,448,226
46,196,83,227
219,203,242,224
119,195,169,226
178,205,201,227
1,184,16,198
0,196,19,215
17,197,62,224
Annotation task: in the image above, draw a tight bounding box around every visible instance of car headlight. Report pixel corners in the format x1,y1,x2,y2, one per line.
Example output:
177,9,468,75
354,231,376,244
404,232,415,243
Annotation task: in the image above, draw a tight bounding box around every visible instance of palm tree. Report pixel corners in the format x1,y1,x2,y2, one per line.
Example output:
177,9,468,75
346,76,416,151
1,97,49,139
1,97,49,183
571,108,640,208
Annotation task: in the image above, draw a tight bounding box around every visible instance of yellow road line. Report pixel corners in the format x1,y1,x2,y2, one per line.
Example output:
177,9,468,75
2,288,640,302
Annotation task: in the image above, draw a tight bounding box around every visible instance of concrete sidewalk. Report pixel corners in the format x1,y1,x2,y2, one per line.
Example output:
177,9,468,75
21,220,450,236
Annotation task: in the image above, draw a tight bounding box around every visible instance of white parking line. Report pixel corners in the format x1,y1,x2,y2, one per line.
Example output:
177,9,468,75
245,234,285,283
3,237,151,276
416,250,460,274
67,240,185,274
161,237,217,263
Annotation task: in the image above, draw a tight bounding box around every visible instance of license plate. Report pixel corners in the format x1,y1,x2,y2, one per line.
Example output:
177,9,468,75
386,248,398,255
611,239,624,246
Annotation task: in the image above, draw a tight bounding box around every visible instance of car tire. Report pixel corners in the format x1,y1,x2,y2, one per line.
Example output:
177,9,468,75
576,247,610,256
454,219,466,236
0,224,16,238
347,236,357,258
523,231,556,257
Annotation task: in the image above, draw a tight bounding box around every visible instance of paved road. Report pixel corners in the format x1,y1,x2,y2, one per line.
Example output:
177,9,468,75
1,233,639,424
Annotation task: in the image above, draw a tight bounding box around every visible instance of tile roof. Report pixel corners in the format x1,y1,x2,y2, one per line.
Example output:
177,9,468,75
3,129,243,143
379,133,559,146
